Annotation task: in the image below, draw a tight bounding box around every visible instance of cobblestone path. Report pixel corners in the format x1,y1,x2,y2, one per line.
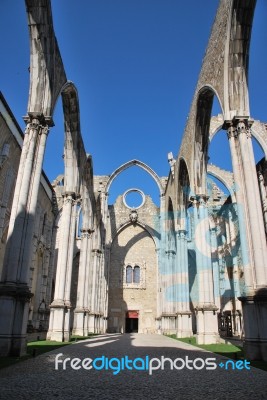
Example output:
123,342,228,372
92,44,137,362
0,334,266,400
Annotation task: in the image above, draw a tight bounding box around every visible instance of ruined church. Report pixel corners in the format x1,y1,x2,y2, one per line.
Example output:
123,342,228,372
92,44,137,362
1,0,267,362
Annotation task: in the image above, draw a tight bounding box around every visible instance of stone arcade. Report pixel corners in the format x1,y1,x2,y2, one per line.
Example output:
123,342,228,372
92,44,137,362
1,0,267,361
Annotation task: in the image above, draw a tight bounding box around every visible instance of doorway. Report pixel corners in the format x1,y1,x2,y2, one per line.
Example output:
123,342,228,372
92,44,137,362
125,310,139,333
218,311,233,337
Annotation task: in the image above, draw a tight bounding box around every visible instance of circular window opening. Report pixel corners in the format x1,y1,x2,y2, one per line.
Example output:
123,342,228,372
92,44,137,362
123,189,145,209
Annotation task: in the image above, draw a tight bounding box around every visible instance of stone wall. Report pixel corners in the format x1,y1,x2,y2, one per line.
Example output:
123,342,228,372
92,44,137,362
107,193,159,333
0,111,22,276
0,93,55,332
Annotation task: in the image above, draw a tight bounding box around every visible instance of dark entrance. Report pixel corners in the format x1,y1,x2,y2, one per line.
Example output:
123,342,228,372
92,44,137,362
218,311,233,337
125,310,139,333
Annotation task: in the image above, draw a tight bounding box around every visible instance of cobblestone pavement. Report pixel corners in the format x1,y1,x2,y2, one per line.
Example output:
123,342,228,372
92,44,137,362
0,334,266,400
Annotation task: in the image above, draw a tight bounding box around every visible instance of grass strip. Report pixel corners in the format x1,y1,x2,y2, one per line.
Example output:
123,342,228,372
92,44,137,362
0,334,97,369
166,334,267,371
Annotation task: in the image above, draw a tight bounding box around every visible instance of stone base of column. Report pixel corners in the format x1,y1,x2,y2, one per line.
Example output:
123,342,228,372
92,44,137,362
102,317,108,333
0,283,32,356
72,308,88,337
240,290,267,361
232,310,242,336
161,314,176,334
98,316,103,333
88,314,95,333
195,304,219,345
47,302,71,342
176,312,193,338
94,315,99,333
96,315,104,333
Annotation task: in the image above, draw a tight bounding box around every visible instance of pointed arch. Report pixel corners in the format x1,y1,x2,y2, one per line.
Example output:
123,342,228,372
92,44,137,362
113,220,160,248
207,164,235,202
61,81,87,195
106,159,164,195
26,0,67,117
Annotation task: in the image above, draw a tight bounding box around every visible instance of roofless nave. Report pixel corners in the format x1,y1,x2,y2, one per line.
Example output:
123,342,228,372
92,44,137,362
0,0,267,362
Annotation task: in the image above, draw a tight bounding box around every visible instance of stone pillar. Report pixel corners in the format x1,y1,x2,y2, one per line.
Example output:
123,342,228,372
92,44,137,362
176,229,192,338
62,199,77,341
0,115,51,356
175,231,182,337
225,118,267,360
47,193,76,342
98,252,105,333
73,228,93,336
192,197,219,344
93,250,102,334
210,227,220,309
257,170,267,234
103,244,111,332
87,249,99,333
155,247,162,329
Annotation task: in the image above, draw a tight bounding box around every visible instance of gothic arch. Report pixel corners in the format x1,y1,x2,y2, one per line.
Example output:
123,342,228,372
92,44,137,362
79,154,94,231
209,116,267,160
193,86,220,194
251,125,267,160
26,0,67,117
61,81,87,195
207,165,235,202
177,158,191,231
178,0,257,191
26,1,88,196
106,159,164,195
226,0,256,116
112,220,160,248
166,197,176,252
177,158,191,206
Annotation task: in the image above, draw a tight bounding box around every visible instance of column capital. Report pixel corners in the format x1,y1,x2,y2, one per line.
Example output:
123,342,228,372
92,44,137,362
165,249,176,256
210,226,218,236
223,117,253,139
190,194,209,206
80,228,94,239
23,115,52,139
23,112,54,127
92,248,102,256
257,170,264,182
177,229,187,239
62,192,77,204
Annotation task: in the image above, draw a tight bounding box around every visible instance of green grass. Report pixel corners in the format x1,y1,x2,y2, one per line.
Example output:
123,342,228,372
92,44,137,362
27,340,71,356
0,334,97,370
70,333,98,342
167,335,267,371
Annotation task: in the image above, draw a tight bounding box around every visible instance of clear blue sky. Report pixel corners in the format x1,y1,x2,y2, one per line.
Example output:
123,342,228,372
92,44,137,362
1,1,267,205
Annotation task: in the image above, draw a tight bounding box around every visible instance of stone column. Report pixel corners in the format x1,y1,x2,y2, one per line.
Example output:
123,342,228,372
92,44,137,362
47,193,76,342
225,118,267,360
257,170,267,234
176,228,192,338
155,247,162,330
93,249,102,334
192,197,219,344
210,227,220,309
0,115,51,356
62,199,77,341
87,249,99,333
103,244,111,332
99,252,105,333
73,228,93,336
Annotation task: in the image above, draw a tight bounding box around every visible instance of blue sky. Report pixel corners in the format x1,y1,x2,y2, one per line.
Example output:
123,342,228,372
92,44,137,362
1,1,267,206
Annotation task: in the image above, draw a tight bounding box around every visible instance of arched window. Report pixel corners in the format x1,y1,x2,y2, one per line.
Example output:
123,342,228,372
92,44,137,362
126,265,133,283
133,266,140,283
